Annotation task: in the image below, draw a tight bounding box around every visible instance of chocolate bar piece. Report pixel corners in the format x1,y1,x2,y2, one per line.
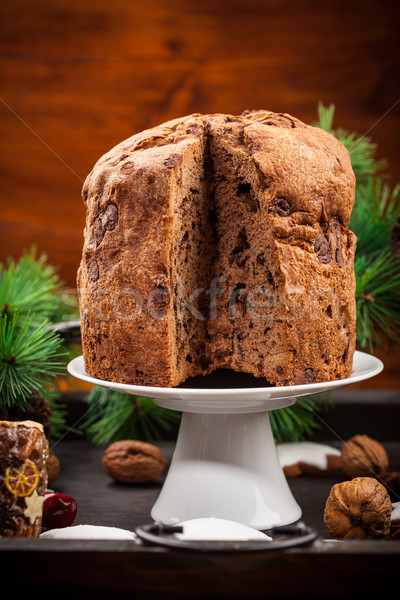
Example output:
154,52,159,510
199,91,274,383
0,420,49,537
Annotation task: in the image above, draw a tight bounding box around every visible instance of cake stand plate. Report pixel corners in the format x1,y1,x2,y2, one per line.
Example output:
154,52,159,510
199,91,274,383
68,351,383,530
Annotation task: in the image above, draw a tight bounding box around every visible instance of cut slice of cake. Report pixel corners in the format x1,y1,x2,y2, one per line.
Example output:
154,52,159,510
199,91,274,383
77,110,356,387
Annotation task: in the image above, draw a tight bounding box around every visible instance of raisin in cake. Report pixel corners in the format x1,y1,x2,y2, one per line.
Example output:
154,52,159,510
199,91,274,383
77,110,356,387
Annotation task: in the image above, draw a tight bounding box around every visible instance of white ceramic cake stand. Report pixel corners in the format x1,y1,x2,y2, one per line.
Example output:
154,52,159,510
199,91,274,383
68,351,383,530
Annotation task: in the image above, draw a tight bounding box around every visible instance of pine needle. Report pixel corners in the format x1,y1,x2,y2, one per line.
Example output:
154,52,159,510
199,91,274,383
355,249,400,350
313,102,387,181
0,246,78,325
270,397,324,443
0,312,66,409
314,103,400,353
350,178,400,255
81,386,181,445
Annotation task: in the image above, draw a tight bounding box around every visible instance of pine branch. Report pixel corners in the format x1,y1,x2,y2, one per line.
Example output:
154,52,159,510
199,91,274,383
355,250,400,350
0,249,79,435
0,313,66,410
269,396,328,443
0,247,79,326
81,385,181,445
315,103,400,353
350,178,400,255
314,102,387,182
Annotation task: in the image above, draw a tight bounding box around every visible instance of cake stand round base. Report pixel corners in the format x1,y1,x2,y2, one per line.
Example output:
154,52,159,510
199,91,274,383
68,351,383,530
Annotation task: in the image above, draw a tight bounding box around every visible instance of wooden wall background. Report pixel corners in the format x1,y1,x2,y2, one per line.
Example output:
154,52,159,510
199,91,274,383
0,0,399,388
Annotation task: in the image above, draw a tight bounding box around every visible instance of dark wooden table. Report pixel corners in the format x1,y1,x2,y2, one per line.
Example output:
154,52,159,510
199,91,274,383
1,390,399,599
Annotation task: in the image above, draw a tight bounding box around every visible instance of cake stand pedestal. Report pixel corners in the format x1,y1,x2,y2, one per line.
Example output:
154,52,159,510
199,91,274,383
68,351,383,530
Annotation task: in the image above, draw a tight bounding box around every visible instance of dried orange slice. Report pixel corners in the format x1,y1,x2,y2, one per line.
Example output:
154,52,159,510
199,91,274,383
5,459,40,497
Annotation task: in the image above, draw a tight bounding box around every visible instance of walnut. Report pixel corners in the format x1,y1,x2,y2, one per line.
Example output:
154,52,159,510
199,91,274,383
340,434,389,478
102,440,167,484
324,477,392,539
46,449,60,486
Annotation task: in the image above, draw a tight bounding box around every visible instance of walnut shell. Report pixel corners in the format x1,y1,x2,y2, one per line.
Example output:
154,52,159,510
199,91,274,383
340,434,389,478
102,440,167,484
324,477,392,539
46,449,60,485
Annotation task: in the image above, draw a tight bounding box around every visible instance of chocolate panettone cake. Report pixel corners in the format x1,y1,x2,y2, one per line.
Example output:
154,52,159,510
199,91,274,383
77,110,356,387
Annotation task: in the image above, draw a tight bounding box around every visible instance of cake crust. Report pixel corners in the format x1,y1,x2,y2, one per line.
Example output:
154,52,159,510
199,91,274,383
78,110,356,387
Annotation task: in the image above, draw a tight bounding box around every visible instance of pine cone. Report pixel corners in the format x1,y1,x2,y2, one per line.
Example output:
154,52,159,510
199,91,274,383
0,392,52,438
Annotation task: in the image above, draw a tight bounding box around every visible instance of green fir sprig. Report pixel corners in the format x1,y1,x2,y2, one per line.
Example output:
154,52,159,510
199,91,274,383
355,250,400,351
0,246,79,325
314,102,387,182
350,178,400,255
81,386,181,445
0,248,77,436
315,103,400,353
270,396,328,443
0,312,65,410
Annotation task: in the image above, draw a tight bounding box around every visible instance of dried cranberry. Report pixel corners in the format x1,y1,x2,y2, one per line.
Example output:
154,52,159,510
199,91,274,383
42,492,77,530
